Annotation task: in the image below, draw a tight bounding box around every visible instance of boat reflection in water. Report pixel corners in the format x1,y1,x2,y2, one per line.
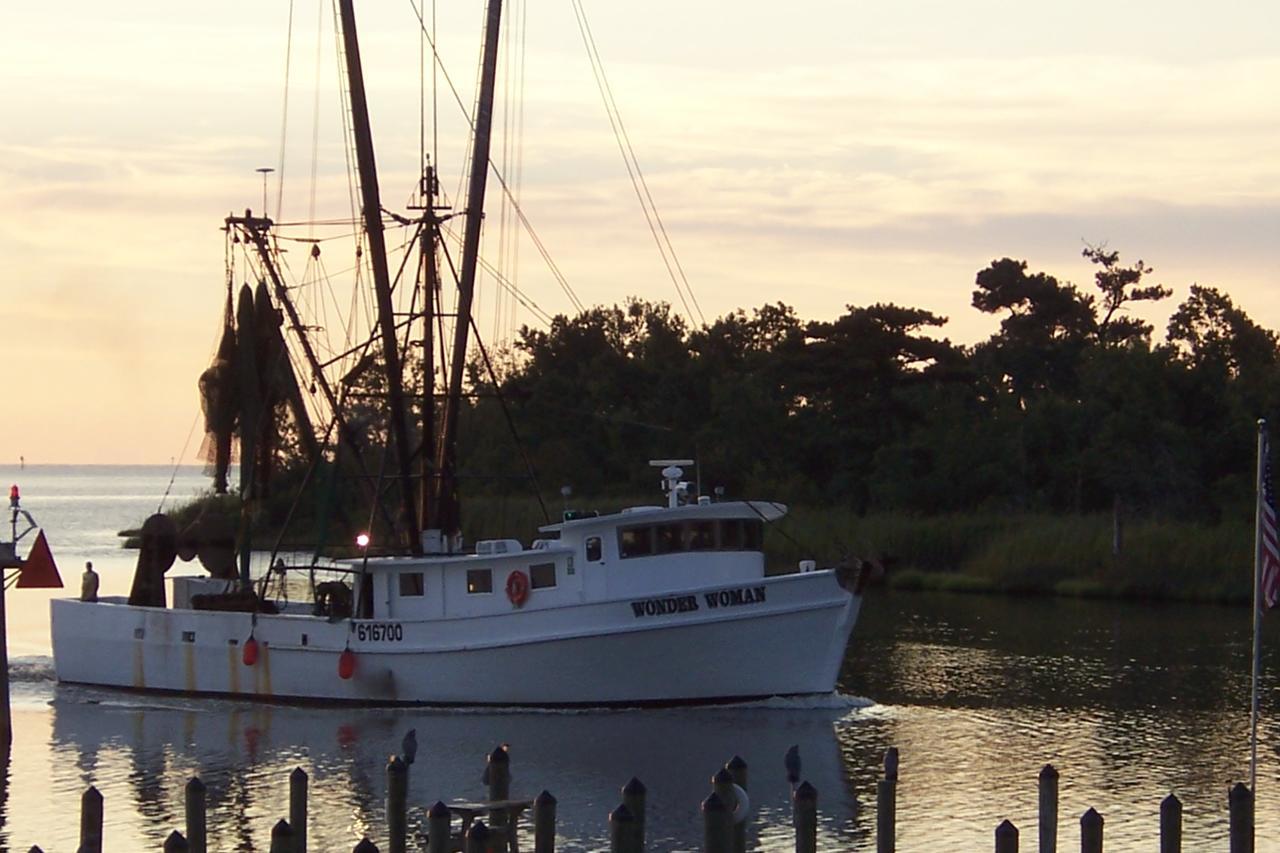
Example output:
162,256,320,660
49,684,870,851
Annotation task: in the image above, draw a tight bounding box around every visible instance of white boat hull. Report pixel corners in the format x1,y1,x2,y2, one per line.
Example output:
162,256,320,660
52,571,860,705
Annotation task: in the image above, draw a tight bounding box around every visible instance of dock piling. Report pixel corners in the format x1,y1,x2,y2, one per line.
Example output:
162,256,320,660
353,839,379,853
702,791,732,853
185,777,207,853
534,790,557,853
386,756,407,853
163,830,189,852
876,777,896,853
610,803,642,853
269,819,294,853
427,801,451,853
621,778,646,850
79,785,103,853
1160,794,1181,853
996,819,1019,853
793,781,817,853
290,767,308,853
1080,808,1103,853
465,820,491,853
726,757,748,853
1038,764,1057,853
1229,783,1254,853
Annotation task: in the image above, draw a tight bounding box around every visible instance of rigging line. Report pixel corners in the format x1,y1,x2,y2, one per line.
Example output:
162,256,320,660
570,0,705,326
439,222,554,326
405,0,583,315
276,0,298,221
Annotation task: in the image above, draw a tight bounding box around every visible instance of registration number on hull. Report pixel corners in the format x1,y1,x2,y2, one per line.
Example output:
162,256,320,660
356,622,404,642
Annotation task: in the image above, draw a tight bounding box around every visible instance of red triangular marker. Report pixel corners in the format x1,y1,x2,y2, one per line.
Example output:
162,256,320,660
17,530,63,589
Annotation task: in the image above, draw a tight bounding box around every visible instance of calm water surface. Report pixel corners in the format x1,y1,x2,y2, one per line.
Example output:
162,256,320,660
2,465,1280,851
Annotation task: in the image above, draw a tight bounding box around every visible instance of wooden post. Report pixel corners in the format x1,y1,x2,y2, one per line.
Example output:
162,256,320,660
466,820,491,853
996,819,1019,853
702,792,732,853
1160,794,1182,853
610,803,642,853
883,748,899,782
877,778,896,853
353,840,379,853
427,801,452,853
726,757,747,853
713,768,738,825
534,790,557,853
487,745,511,836
1080,808,1103,853
269,820,294,853
622,778,646,850
185,777,207,853
1038,764,1058,853
163,831,190,853
290,767,308,853
80,785,104,853
387,756,407,853
1229,783,1254,853
793,782,817,853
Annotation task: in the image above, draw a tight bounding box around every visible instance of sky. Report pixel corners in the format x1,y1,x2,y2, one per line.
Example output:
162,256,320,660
1,0,1277,463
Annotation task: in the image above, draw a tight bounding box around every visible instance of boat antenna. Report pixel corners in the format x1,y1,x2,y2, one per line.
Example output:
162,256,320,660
255,167,275,220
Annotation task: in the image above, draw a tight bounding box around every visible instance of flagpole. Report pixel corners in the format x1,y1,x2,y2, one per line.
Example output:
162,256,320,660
1251,418,1267,791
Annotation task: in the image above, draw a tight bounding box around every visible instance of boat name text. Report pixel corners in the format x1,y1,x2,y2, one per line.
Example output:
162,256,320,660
356,622,404,642
629,585,767,618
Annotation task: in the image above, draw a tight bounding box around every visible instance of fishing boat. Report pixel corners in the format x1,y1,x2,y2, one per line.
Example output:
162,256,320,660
50,0,865,705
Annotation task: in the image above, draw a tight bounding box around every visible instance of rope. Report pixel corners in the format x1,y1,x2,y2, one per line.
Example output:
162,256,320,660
569,0,705,326
275,0,297,221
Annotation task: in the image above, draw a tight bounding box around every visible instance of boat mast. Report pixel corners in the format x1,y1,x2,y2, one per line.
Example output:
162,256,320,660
337,0,422,553
433,0,505,544
417,166,441,537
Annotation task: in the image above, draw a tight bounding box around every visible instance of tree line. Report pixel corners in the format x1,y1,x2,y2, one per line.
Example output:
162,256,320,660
459,248,1279,523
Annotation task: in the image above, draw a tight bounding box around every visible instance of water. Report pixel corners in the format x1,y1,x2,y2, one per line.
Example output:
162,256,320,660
2,465,1279,850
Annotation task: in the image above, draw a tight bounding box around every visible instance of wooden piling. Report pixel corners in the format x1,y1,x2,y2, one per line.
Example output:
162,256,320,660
877,777,896,853
534,790,557,853
995,819,1019,853
353,839,379,853
610,803,642,853
726,757,747,853
185,777,207,853
713,768,738,824
702,791,732,853
1160,794,1181,853
79,785,104,853
621,778,646,850
290,767,308,853
1080,808,1103,853
386,756,407,853
427,801,451,853
1038,764,1058,853
269,820,294,853
883,747,899,783
487,745,511,836
465,820,491,853
793,781,817,853
1229,783,1254,853
163,830,189,853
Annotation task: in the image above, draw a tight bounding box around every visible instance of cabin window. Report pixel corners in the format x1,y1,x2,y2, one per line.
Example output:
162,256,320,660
398,572,425,597
655,524,682,554
530,562,557,589
718,519,764,551
619,526,654,558
744,520,764,550
467,569,493,594
719,519,744,550
585,536,602,562
685,520,716,551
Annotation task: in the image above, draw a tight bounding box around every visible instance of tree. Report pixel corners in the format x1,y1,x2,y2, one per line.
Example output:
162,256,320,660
1082,245,1171,347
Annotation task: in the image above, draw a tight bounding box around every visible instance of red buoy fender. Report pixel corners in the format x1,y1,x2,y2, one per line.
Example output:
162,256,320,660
505,570,530,608
338,648,357,680
242,636,259,667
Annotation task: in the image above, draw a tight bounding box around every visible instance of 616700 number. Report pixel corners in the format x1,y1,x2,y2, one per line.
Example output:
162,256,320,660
356,622,404,642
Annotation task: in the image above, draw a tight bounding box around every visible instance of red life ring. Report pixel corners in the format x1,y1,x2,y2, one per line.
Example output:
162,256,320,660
505,570,530,608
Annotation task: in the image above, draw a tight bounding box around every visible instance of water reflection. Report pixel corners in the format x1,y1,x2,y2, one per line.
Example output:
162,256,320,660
48,689,865,851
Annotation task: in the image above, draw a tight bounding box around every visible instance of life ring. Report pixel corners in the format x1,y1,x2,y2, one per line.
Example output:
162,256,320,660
505,570,530,608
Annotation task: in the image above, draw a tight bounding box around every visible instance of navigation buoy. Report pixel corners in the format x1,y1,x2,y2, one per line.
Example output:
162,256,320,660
505,570,530,608
242,636,259,666
338,648,357,680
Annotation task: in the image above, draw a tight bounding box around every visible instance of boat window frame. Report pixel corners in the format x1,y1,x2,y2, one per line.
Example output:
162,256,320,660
585,536,603,562
398,571,425,597
618,525,655,559
529,562,557,589
466,568,494,594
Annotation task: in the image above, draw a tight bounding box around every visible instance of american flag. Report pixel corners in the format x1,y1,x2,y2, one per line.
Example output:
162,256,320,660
1262,427,1280,610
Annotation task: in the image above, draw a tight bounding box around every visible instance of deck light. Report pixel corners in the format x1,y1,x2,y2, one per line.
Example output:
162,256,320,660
356,532,370,549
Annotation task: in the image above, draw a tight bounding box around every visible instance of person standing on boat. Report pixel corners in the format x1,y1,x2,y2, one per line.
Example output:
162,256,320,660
80,561,99,602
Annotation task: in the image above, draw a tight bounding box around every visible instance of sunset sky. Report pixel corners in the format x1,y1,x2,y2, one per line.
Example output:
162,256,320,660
2,0,1277,463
